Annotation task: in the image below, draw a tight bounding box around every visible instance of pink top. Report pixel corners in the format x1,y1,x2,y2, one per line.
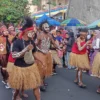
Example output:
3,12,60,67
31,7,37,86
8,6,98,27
58,50,63,58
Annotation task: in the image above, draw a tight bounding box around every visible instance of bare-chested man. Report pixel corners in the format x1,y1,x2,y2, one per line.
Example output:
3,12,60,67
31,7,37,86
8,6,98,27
34,21,60,92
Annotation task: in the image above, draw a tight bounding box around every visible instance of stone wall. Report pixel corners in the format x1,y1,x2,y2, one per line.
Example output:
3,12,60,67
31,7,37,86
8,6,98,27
68,0,100,24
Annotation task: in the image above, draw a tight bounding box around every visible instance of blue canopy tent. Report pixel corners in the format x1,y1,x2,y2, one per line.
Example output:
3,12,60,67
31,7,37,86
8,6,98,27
36,14,60,26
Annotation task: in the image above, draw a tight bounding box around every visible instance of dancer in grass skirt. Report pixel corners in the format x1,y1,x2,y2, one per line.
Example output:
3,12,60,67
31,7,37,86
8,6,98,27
7,17,41,100
69,28,91,88
34,21,61,92
91,30,100,93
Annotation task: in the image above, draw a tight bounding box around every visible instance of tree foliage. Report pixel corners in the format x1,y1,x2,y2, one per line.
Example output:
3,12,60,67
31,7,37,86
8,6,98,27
32,0,40,6
32,0,41,10
0,0,57,24
51,2,56,6
0,0,30,23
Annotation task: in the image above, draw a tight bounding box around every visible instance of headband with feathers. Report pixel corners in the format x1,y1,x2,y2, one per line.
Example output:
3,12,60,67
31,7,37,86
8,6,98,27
19,17,34,39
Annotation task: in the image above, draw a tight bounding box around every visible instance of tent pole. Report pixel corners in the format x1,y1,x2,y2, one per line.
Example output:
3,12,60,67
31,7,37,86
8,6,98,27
49,0,51,17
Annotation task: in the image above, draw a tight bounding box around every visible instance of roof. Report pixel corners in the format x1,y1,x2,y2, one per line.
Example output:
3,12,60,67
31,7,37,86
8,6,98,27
32,6,67,18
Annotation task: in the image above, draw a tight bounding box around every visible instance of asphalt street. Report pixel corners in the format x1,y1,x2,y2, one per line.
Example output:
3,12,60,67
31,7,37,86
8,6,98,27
0,68,100,100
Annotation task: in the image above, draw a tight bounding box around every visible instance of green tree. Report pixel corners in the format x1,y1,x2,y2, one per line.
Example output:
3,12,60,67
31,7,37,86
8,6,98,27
51,2,56,6
32,0,41,10
0,0,30,23
32,0,56,10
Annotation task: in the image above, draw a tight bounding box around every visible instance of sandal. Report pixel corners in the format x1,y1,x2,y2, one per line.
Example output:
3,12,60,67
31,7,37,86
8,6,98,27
78,83,86,88
74,80,78,85
97,90,100,94
44,83,48,86
16,98,22,100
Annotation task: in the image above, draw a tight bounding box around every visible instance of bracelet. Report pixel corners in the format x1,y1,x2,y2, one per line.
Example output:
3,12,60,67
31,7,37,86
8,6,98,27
22,47,28,53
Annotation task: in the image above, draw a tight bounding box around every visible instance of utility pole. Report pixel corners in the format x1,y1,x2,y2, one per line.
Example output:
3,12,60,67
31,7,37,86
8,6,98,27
47,0,51,17
49,0,51,17
66,0,71,18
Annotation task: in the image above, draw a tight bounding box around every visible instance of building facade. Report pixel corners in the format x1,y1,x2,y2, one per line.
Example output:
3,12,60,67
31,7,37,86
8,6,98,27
41,0,68,10
28,0,68,14
28,0,38,13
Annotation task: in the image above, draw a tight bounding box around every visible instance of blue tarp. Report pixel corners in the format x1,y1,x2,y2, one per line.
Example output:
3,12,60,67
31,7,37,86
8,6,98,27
36,14,60,26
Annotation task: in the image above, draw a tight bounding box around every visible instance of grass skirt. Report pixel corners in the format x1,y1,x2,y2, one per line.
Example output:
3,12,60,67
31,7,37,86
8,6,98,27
69,52,90,70
7,63,41,90
50,50,62,65
33,51,53,79
92,52,100,77
7,62,14,73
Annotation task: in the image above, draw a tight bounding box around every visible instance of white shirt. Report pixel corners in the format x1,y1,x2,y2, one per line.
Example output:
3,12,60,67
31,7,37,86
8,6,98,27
87,34,91,40
93,38,100,49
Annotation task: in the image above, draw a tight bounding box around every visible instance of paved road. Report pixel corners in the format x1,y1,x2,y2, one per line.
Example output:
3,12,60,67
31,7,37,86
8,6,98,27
0,68,100,100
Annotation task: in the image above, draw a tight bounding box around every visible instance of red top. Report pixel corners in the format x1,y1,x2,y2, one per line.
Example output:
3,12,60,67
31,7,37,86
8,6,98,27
72,41,87,54
8,53,15,63
8,43,15,63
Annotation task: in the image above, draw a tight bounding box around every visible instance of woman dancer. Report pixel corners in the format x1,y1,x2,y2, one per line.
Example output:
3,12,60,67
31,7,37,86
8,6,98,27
69,28,90,88
91,30,100,93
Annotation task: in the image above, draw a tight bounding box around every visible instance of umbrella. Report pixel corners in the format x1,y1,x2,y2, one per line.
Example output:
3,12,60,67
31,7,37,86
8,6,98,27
61,18,86,26
88,19,100,29
36,14,60,26
47,19,60,26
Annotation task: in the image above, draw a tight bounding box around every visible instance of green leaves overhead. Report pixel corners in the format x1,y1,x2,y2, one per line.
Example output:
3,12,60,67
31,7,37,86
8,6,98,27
0,0,58,23
32,0,40,6
51,2,56,6
0,0,30,23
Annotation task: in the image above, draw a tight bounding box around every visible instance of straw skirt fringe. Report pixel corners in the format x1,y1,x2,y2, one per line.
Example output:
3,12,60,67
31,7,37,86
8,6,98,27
69,52,90,70
7,63,41,90
50,50,62,65
92,52,100,77
7,62,14,73
33,51,53,79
